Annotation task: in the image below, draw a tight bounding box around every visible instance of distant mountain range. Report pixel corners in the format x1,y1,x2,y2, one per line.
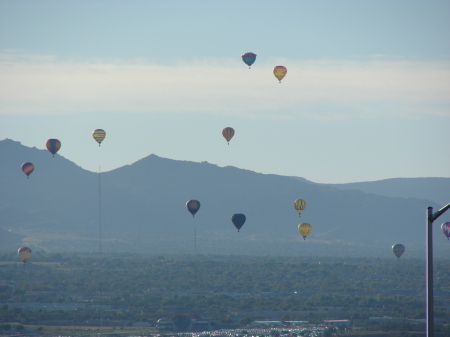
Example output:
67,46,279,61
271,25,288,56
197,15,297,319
1,138,449,258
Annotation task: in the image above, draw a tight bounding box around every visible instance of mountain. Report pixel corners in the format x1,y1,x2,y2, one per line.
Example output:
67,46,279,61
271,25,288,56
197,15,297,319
326,178,450,207
1,139,448,258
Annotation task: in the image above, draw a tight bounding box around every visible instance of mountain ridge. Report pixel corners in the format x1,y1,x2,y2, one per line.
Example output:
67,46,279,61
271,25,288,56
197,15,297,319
1,139,448,258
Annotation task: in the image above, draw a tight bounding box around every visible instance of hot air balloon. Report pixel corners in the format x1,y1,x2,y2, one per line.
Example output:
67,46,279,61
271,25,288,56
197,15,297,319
298,223,311,240
186,200,201,217
46,139,61,157
242,52,257,69
392,244,405,259
294,199,306,216
92,129,106,146
18,247,32,263
273,66,287,83
222,127,235,145
441,222,450,240
232,213,246,232
21,162,34,178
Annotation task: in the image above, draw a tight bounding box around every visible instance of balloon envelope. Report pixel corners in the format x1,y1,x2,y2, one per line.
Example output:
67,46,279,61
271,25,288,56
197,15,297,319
441,222,450,240
21,162,34,178
92,129,106,146
46,139,61,156
298,223,311,240
392,244,405,259
18,247,32,263
242,52,257,68
186,200,201,217
273,66,287,82
232,213,246,232
222,127,235,144
294,199,306,216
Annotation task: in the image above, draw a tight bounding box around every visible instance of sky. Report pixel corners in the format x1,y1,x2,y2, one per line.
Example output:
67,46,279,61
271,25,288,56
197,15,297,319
1,0,449,184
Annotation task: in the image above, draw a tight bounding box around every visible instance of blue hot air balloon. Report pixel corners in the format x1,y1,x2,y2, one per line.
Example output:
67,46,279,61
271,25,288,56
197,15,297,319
241,52,257,69
186,200,201,217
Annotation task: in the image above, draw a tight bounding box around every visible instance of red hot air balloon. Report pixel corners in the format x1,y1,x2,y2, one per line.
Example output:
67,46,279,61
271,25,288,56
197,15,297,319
18,247,32,263
21,162,34,178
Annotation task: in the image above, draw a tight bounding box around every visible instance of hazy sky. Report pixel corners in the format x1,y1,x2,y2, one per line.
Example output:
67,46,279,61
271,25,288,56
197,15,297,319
1,0,449,183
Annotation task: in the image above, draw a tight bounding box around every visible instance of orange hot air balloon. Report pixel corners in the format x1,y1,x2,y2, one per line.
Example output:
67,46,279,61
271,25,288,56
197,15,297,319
273,66,287,83
222,127,235,145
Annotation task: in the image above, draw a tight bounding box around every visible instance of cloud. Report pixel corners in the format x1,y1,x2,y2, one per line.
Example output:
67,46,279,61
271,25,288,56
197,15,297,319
0,52,449,119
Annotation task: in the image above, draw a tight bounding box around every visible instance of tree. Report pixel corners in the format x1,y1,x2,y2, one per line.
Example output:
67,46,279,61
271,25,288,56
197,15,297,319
15,325,25,332
238,316,253,326
0,324,11,331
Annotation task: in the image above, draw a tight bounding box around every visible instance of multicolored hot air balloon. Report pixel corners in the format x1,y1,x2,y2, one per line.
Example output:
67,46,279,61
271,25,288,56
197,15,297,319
273,66,287,83
186,200,201,217
294,199,306,216
46,139,61,157
92,129,106,146
242,52,257,68
18,247,32,263
21,162,34,178
232,213,246,232
441,222,450,240
298,223,311,240
222,127,235,145
392,244,405,259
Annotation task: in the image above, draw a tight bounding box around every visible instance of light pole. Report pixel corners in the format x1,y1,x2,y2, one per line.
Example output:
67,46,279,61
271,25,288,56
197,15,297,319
426,202,450,337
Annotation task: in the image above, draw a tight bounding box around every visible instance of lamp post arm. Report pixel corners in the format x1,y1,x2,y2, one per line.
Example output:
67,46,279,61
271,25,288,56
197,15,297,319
429,202,450,223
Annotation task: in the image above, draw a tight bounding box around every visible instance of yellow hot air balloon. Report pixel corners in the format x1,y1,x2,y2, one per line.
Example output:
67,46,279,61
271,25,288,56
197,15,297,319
92,129,106,146
294,199,306,216
273,65,287,83
222,127,235,145
298,223,311,240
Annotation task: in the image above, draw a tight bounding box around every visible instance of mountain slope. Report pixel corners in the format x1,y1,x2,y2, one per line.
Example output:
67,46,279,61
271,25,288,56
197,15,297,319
326,178,450,206
1,139,446,257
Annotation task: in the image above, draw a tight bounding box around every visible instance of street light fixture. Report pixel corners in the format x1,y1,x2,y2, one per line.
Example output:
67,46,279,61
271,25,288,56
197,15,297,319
426,202,450,337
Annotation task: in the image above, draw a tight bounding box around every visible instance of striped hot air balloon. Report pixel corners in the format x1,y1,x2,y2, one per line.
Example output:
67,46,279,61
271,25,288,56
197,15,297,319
294,199,306,216
21,162,34,178
46,139,61,157
441,222,450,240
92,129,106,146
222,127,235,145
